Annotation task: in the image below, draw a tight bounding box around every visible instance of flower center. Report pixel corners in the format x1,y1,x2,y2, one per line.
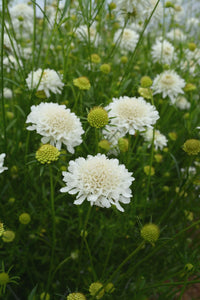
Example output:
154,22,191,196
161,75,174,86
45,108,75,132
116,100,146,120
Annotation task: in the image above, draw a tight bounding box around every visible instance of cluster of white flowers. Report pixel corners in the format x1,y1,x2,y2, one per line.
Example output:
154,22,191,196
0,154,8,174
113,28,139,53
26,102,84,153
151,39,176,65
26,69,64,98
152,70,185,103
60,154,134,212
105,96,159,136
142,128,168,150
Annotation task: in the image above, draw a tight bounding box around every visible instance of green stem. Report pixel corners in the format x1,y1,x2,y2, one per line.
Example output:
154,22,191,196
51,256,71,281
46,165,56,292
84,237,97,281
1,0,7,154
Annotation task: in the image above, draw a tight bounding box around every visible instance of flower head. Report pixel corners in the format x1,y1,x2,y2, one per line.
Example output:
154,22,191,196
26,68,64,98
87,107,109,128
152,70,185,103
73,76,91,90
113,28,139,53
60,154,134,212
151,39,176,65
26,102,84,152
141,223,160,244
36,144,60,164
142,128,168,150
183,139,200,155
114,0,150,20
105,96,159,136
67,292,86,300
174,96,190,110
0,154,8,174
19,213,31,225
2,230,15,243
89,282,104,299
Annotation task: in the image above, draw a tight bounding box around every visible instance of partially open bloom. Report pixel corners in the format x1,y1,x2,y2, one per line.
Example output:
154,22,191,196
105,96,159,136
73,76,91,90
0,154,8,174
142,128,168,150
26,102,84,152
113,28,139,53
152,70,185,103
26,68,64,98
60,154,134,212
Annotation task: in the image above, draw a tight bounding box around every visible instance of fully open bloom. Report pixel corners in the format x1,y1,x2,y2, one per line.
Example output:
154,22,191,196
26,102,84,152
0,154,8,174
26,68,64,98
151,39,176,65
113,28,139,53
152,70,185,103
105,96,159,136
60,154,134,212
114,0,150,20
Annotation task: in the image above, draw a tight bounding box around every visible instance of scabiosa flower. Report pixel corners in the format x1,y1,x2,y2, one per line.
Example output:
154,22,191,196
152,70,185,103
115,0,150,20
3,88,12,99
145,0,163,21
113,28,139,53
60,154,134,212
174,96,191,110
26,68,64,98
141,223,160,245
151,39,176,65
142,128,168,150
10,3,33,21
105,96,159,136
89,282,104,299
183,139,200,155
75,24,101,46
0,154,8,174
73,76,91,90
166,28,186,42
36,144,60,164
19,213,31,225
67,292,86,300
26,102,84,152
87,107,109,128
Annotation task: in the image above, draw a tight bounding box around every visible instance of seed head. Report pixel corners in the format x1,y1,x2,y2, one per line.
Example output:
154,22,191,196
36,144,60,164
141,223,160,245
2,230,15,242
87,107,109,128
67,293,86,300
140,76,153,88
100,64,111,74
73,76,91,90
183,139,200,155
89,282,104,299
19,213,31,225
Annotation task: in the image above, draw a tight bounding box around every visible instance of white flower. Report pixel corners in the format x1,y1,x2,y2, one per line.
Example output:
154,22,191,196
75,24,101,47
166,28,186,42
142,128,168,150
174,96,190,110
151,39,176,65
113,28,139,53
145,0,163,21
26,102,84,152
114,0,150,20
3,88,12,99
105,96,159,136
0,154,8,174
10,3,33,21
3,55,22,71
152,70,185,103
60,154,134,212
26,68,64,98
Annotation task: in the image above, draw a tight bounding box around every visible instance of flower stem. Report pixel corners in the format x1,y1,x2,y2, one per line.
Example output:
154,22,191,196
46,165,56,293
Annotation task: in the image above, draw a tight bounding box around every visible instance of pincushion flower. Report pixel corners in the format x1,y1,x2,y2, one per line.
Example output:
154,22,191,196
115,0,150,20
113,28,139,53
0,154,8,174
174,96,190,110
105,96,159,136
142,128,168,150
26,102,84,153
76,24,101,46
151,39,176,65
26,68,64,98
10,3,33,21
166,28,186,42
152,70,185,103
60,154,134,212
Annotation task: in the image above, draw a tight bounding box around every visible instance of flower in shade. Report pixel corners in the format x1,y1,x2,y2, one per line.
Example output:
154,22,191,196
151,39,176,65
113,28,139,53
0,154,8,174
67,292,86,300
105,96,159,136
142,128,168,150
152,70,185,103
141,223,160,245
60,154,134,212
26,102,84,152
89,282,104,299
26,68,64,98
